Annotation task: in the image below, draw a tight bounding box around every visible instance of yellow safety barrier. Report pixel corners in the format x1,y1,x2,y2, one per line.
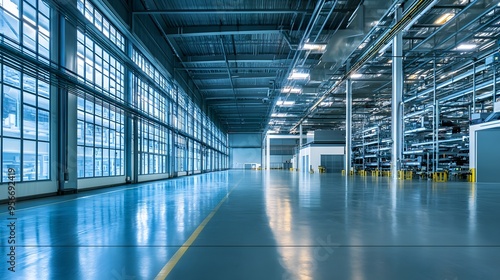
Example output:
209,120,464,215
468,168,476,182
398,170,413,180
341,170,346,175
381,171,391,177
349,170,354,176
360,170,368,176
371,170,380,177
318,166,326,173
433,171,448,182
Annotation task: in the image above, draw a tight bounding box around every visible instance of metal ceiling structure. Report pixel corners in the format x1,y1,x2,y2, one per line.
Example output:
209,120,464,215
130,0,500,135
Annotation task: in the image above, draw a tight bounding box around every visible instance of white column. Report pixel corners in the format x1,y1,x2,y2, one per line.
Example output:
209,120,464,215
266,135,271,170
346,78,352,172
391,7,403,179
298,124,303,171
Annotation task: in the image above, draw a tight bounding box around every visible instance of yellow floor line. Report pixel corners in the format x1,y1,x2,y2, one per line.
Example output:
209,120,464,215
154,180,240,280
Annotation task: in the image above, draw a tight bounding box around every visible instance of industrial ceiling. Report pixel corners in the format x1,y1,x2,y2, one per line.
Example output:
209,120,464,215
130,0,500,134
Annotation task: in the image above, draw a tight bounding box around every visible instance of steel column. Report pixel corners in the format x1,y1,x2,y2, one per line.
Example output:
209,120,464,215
433,56,437,173
299,124,303,171
472,60,476,113
391,7,403,179
436,103,440,171
266,135,271,170
346,78,352,173
493,65,497,102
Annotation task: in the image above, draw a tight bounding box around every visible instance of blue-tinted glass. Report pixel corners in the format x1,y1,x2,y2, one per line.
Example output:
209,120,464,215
76,146,83,178
84,147,93,177
22,105,36,139
1,9,20,43
102,148,109,176
77,120,84,145
23,140,36,181
95,148,101,176
37,141,49,179
3,85,21,137
2,138,20,182
37,109,49,141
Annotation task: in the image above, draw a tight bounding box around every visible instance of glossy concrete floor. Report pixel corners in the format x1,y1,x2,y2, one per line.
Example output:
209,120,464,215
1,170,500,279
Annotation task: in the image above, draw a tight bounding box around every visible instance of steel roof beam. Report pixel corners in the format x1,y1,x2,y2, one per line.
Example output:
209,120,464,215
191,73,278,79
183,54,291,64
165,25,284,38
201,85,270,91
132,8,354,15
133,9,311,15
176,66,288,70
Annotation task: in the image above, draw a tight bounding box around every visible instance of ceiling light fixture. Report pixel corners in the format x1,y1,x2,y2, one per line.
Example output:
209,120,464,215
455,43,477,51
276,100,295,106
301,43,327,52
288,70,310,80
434,13,454,25
271,113,287,117
350,73,363,79
281,86,302,94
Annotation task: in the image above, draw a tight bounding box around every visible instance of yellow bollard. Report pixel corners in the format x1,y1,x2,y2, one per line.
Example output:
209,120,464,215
468,168,476,182
342,170,346,175
433,172,448,182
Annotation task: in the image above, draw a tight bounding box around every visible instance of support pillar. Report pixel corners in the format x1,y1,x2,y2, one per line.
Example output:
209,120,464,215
58,14,77,192
472,60,476,113
346,78,352,173
266,135,271,170
436,103,440,171
391,7,403,179
298,124,303,171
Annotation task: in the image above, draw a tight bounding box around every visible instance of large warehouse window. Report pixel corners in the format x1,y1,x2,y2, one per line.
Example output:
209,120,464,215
77,96,124,178
76,30,125,100
133,75,168,123
77,0,125,52
138,121,168,175
1,0,50,59
1,0,51,182
176,135,186,172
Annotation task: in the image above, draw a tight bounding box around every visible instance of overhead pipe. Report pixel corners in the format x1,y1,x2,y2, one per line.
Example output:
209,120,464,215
433,55,437,173
292,0,438,132
405,63,488,103
472,60,477,113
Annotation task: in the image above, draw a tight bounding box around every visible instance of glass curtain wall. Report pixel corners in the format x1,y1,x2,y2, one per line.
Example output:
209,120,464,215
0,0,51,182
0,0,228,187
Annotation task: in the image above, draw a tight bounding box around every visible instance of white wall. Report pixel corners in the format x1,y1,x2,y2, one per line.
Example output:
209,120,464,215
231,148,262,169
299,145,344,172
469,119,500,169
229,133,263,169
79,176,127,190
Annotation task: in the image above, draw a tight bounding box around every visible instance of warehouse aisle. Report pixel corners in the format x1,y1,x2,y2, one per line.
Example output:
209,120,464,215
2,170,500,279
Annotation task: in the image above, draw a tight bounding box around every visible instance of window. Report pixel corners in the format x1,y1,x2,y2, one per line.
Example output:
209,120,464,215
133,75,168,123
1,64,50,182
76,0,125,51
0,0,50,59
77,95,124,178
138,120,168,175
0,0,51,183
176,135,186,172
76,30,125,101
